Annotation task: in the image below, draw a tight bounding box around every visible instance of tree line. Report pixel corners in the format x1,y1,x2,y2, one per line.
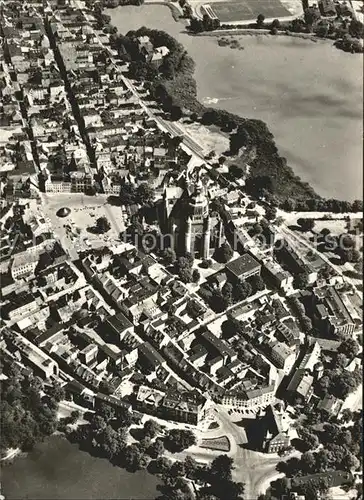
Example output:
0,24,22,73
0,366,62,455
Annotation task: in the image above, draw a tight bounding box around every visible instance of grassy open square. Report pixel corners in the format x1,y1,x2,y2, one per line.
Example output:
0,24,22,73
210,0,291,22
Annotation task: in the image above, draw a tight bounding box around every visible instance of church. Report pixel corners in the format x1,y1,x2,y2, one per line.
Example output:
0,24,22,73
159,167,224,259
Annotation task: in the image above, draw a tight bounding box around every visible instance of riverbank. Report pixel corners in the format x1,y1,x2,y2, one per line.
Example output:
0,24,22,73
1,435,160,500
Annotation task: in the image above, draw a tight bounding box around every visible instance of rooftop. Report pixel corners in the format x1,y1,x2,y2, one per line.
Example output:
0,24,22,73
225,253,261,278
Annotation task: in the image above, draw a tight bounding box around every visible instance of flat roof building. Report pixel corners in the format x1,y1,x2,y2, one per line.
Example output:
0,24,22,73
225,253,261,281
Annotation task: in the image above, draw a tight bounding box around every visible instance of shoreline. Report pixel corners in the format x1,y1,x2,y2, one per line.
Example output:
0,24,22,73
194,29,322,42
105,6,362,202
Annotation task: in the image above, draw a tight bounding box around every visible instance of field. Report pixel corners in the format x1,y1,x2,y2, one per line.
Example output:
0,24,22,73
209,0,291,23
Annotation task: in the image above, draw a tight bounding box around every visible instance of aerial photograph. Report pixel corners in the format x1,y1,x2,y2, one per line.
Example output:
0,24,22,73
0,0,362,499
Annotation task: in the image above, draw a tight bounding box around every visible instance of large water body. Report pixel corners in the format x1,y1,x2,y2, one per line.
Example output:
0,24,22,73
108,6,363,201
1,435,160,499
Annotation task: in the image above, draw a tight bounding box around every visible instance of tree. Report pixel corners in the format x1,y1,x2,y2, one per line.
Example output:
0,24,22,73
222,282,234,306
155,455,172,474
148,438,164,458
97,403,115,422
98,425,125,459
170,105,183,121
210,289,230,313
50,381,65,402
210,454,234,481
120,183,137,205
165,429,196,453
329,369,361,399
249,223,263,237
214,242,233,263
301,451,316,473
315,22,329,38
300,315,313,333
179,265,193,283
96,216,111,234
233,280,252,301
336,353,349,369
192,269,200,283
299,429,319,451
271,19,281,29
304,7,321,30
341,452,360,472
265,206,277,221
176,256,193,283
341,408,353,424
91,415,107,433
293,273,309,290
170,460,186,477
184,455,198,478
339,338,360,359
297,218,315,232
137,183,155,205
123,443,142,470
256,14,265,27
144,419,160,439
69,410,80,424
162,248,176,265
349,19,364,38
250,275,265,293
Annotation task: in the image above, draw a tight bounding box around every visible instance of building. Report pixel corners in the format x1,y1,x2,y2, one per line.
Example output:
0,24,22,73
136,385,165,413
313,286,355,338
9,334,59,379
286,369,314,402
11,251,39,279
298,341,321,371
261,404,291,453
104,313,134,343
222,383,275,410
316,394,343,416
275,240,317,284
162,389,210,426
262,258,293,292
95,392,132,413
79,344,98,366
225,253,261,282
138,341,166,372
160,169,224,259
318,0,336,16
264,341,296,375
201,329,238,365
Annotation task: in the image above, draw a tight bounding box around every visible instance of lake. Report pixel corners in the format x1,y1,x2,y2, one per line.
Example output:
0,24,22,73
1,436,160,499
107,5,363,201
